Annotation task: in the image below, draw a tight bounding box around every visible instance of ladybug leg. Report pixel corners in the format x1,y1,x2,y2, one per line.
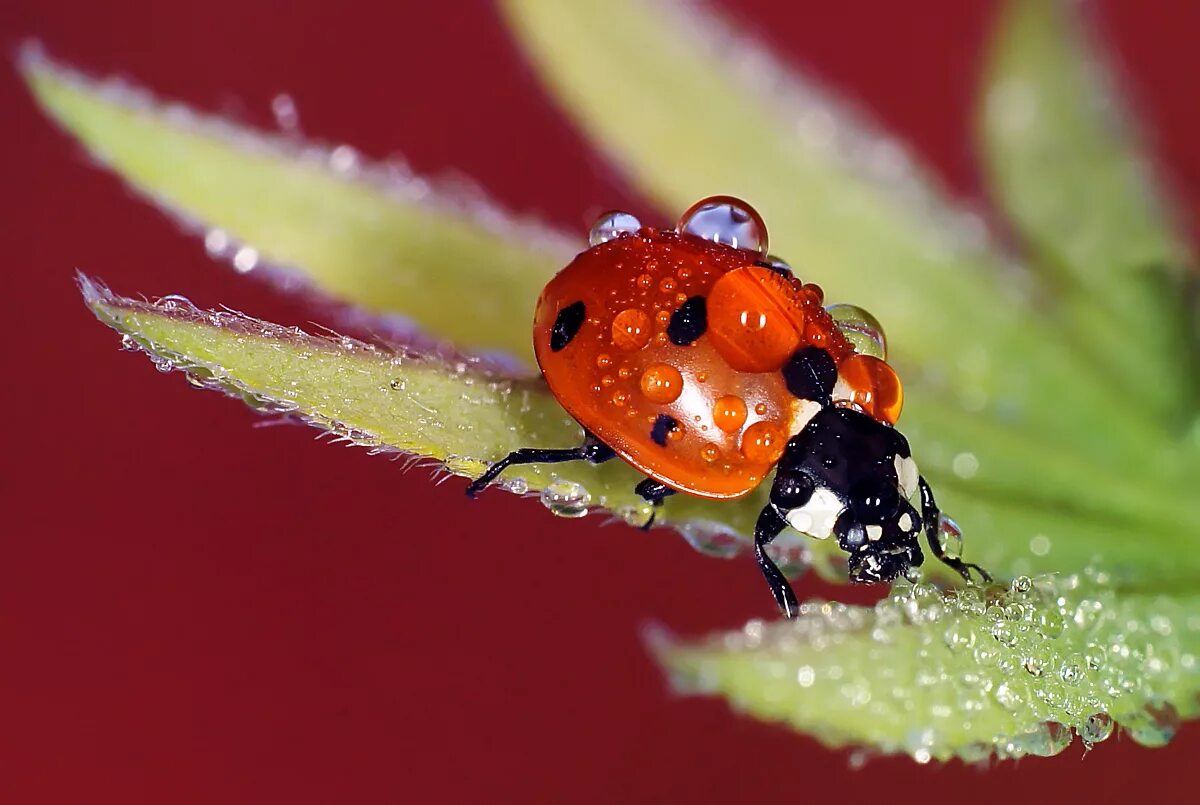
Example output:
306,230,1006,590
464,433,614,498
917,476,992,583
633,478,677,530
754,505,799,618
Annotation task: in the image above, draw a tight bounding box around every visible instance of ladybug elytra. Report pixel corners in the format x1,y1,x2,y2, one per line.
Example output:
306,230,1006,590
467,196,989,617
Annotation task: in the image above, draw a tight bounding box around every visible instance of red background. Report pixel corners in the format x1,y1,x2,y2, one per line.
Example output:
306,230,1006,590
2,1,1198,802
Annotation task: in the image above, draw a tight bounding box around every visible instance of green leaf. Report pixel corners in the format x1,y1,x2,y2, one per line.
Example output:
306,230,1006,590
79,274,1200,588
78,274,859,579
655,573,1200,760
23,47,573,366
980,0,1196,422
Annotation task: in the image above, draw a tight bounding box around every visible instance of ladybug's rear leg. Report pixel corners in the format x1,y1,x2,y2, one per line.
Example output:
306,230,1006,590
634,478,677,530
464,433,614,498
917,476,992,583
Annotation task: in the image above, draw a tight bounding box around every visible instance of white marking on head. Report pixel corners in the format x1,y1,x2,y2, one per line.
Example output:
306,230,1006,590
785,486,844,540
895,455,919,500
897,512,913,532
865,525,884,542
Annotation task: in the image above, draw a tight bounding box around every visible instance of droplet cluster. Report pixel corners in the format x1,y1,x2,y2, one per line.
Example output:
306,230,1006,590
658,570,1199,762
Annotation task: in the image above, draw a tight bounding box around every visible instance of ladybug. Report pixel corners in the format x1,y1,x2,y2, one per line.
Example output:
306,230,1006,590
467,196,989,617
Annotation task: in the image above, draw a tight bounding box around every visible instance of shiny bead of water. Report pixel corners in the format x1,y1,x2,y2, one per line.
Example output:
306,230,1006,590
588,210,642,246
676,195,768,255
943,621,976,652
1011,575,1033,595
1059,658,1085,686
539,479,592,518
994,683,1022,711
1083,643,1107,670
1021,722,1073,757
677,520,745,559
956,586,985,615
1078,713,1114,745
825,304,888,360
1036,607,1065,639
931,514,964,560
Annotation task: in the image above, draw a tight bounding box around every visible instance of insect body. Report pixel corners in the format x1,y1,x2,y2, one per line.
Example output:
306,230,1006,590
467,197,988,616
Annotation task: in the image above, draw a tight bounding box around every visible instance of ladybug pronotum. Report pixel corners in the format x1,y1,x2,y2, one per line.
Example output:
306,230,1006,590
467,196,989,617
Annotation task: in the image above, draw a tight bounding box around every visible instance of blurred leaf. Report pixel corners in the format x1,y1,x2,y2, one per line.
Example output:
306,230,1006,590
22,47,574,365
498,0,1200,585
980,0,1196,423
656,573,1200,760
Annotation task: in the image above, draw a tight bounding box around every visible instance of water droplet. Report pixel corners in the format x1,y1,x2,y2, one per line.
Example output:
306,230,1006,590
825,304,887,360
1020,722,1073,757
1029,534,1052,556
1011,575,1033,595
994,683,1022,711
759,255,793,276
204,228,230,257
1022,656,1046,677
950,452,979,480
271,93,300,133
1078,713,1114,745
1122,702,1180,748
119,334,139,351
935,515,963,560
1037,607,1065,639
640,364,684,404
677,520,745,559
611,308,652,351
712,395,748,433
615,502,653,527
943,621,976,652
1060,658,1085,686
1083,643,1106,670
329,144,359,174
956,586,985,616
233,246,259,273
539,479,591,518
156,293,197,313
589,210,641,246
676,195,768,255
740,421,786,464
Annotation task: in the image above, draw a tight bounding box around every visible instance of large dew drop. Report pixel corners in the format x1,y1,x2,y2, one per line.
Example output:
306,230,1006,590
677,195,768,255
826,304,887,360
539,479,592,518
588,210,642,246
935,514,964,560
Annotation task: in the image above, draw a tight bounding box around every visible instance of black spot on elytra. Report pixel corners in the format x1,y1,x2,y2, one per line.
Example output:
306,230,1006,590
550,301,586,352
667,296,707,345
650,414,679,447
781,346,837,404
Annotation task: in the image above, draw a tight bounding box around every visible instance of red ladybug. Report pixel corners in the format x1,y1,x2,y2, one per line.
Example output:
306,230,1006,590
467,196,988,617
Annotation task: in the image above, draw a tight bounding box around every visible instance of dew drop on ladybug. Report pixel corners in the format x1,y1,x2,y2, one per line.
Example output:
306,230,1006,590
467,195,991,618
677,195,769,256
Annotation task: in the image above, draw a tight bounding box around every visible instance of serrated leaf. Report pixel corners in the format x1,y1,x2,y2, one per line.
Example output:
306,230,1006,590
77,274,848,579
79,275,1200,589
655,573,1200,760
22,47,574,366
980,0,1197,422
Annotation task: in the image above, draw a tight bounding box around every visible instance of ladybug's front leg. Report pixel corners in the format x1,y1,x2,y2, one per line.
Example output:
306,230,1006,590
917,476,992,583
464,433,614,498
753,505,799,619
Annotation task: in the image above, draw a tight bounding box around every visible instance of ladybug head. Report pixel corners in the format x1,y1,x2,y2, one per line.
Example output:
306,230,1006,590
834,498,924,583
773,406,926,584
